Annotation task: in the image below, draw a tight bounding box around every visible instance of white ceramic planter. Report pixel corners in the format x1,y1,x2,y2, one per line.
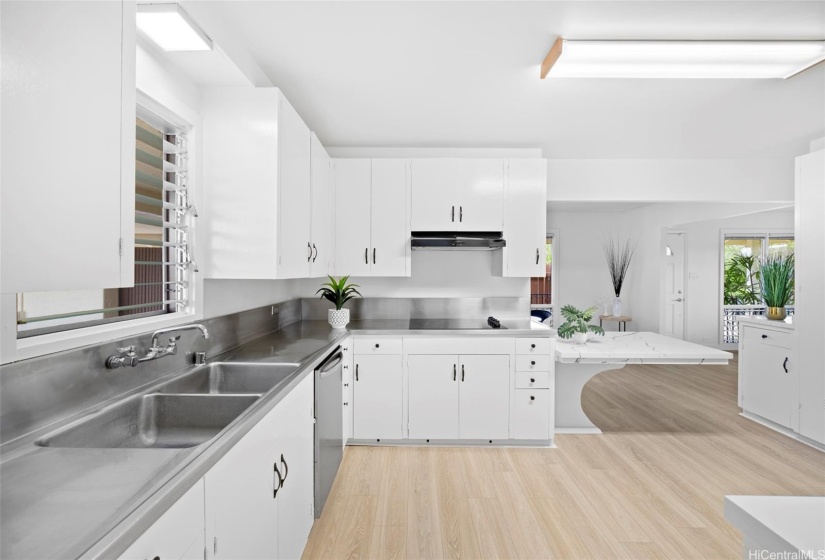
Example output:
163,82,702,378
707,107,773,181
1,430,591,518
571,332,588,344
328,308,350,329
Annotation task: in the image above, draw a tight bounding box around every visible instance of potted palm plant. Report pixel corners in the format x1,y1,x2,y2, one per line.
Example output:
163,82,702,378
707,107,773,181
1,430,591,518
317,275,361,329
760,254,794,320
557,305,605,344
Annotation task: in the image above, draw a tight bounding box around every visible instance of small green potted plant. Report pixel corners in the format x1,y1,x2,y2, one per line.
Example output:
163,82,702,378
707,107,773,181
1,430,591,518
760,253,794,320
557,305,605,344
317,275,361,329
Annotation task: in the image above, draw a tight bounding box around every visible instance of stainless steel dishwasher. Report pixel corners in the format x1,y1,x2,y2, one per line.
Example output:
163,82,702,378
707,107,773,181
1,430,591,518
314,346,343,517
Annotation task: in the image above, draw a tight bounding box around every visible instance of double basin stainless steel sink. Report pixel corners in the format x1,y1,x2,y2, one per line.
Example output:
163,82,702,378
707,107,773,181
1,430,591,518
36,362,300,450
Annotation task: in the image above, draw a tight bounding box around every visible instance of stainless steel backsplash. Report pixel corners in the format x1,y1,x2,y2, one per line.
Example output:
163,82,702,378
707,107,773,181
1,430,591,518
302,297,528,321
0,299,301,448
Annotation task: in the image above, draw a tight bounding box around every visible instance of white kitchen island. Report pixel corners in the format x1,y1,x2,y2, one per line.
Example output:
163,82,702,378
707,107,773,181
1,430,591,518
555,332,733,433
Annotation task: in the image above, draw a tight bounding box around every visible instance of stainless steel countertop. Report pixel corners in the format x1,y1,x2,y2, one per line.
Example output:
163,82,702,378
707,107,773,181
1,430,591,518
1,319,549,560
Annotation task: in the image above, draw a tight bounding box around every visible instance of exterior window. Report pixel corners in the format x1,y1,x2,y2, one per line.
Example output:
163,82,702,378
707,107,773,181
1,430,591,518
530,236,554,325
16,113,194,338
721,233,794,344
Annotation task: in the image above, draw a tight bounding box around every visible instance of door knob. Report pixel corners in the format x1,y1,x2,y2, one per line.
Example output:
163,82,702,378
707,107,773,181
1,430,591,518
675,298,683,302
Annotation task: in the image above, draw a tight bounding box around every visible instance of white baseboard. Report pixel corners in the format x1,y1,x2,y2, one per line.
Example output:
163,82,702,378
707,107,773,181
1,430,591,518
740,412,825,454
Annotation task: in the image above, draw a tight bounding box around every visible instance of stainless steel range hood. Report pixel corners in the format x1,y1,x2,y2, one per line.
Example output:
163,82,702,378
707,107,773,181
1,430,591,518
410,231,506,251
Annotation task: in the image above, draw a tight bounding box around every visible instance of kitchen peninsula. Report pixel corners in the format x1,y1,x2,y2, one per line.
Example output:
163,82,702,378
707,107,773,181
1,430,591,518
555,332,733,433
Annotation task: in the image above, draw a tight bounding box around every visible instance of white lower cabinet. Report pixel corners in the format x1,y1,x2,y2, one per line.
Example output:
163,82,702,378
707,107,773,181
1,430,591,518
342,338,354,443
407,354,510,441
514,389,550,440
408,355,460,439
740,324,796,429
458,355,510,440
353,354,403,440
119,480,204,560
204,375,314,560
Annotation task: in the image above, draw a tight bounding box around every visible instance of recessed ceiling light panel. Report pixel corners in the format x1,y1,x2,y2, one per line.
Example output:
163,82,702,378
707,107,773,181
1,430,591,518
137,3,213,52
542,39,825,79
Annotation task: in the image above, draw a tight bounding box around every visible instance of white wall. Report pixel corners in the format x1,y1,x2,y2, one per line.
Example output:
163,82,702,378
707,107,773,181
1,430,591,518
548,159,794,203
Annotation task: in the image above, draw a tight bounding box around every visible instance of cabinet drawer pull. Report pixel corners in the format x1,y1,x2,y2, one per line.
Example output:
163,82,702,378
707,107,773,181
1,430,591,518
307,242,312,262
762,334,768,339
530,395,535,401
375,343,380,348
460,206,463,222
451,206,455,222
536,248,540,265
531,360,536,366
530,377,535,383
531,343,536,349
461,364,465,382
453,363,457,381
312,243,318,262
373,248,376,264
783,357,789,373
356,364,359,381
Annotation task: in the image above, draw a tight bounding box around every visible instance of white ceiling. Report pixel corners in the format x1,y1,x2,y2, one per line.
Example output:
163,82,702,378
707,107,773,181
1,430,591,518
193,1,825,159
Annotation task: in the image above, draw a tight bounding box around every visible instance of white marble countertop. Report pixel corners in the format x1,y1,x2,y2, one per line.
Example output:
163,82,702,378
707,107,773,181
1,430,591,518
725,496,825,556
737,315,795,331
555,331,733,364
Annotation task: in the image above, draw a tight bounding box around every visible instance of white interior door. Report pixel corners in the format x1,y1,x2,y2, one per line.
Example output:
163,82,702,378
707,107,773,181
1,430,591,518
662,231,686,339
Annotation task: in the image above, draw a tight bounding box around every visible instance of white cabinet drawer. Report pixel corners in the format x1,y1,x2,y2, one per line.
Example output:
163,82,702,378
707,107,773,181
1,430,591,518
515,338,550,355
515,371,551,389
354,337,402,355
743,327,792,350
514,389,550,440
516,354,551,372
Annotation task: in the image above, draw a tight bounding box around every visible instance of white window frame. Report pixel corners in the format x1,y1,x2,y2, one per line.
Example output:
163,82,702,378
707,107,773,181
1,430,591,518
1,90,204,364
718,227,794,346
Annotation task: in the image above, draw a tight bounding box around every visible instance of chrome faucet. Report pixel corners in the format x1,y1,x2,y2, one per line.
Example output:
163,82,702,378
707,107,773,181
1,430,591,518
106,324,209,369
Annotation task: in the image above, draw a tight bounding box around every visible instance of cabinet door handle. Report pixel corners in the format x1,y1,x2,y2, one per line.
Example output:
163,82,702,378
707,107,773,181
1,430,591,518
531,360,536,366
365,247,368,264
312,243,318,262
280,453,289,484
273,463,282,498
530,395,535,401
453,363,457,381
783,357,789,373
461,364,465,382
356,363,359,381
307,242,312,262
531,343,536,349
536,248,540,264
460,206,463,222
375,343,380,348
373,248,376,264
762,334,768,339
451,206,455,222
530,377,535,383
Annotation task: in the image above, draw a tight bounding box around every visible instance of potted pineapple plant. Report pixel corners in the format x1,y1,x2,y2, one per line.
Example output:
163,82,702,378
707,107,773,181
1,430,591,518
760,254,794,320
317,275,361,329
557,305,605,344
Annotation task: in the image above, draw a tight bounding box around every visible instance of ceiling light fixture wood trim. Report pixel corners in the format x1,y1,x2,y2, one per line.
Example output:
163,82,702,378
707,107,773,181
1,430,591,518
540,37,564,79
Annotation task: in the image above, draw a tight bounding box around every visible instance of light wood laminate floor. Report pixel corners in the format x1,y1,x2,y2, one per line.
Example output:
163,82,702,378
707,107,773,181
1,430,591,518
302,356,825,560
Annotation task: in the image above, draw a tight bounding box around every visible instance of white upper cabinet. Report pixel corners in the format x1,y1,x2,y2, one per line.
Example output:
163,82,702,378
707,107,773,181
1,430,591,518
504,159,547,277
1,0,136,293
310,133,332,278
276,97,312,279
410,159,505,232
370,159,409,277
333,159,409,277
203,87,314,279
333,159,372,277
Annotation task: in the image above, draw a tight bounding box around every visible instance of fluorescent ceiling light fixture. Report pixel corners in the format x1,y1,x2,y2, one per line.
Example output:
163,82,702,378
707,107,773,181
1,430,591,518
540,39,825,79
137,3,212,52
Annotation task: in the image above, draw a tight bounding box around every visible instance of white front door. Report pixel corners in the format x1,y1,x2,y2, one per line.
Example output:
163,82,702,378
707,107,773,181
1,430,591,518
662,231,686,340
